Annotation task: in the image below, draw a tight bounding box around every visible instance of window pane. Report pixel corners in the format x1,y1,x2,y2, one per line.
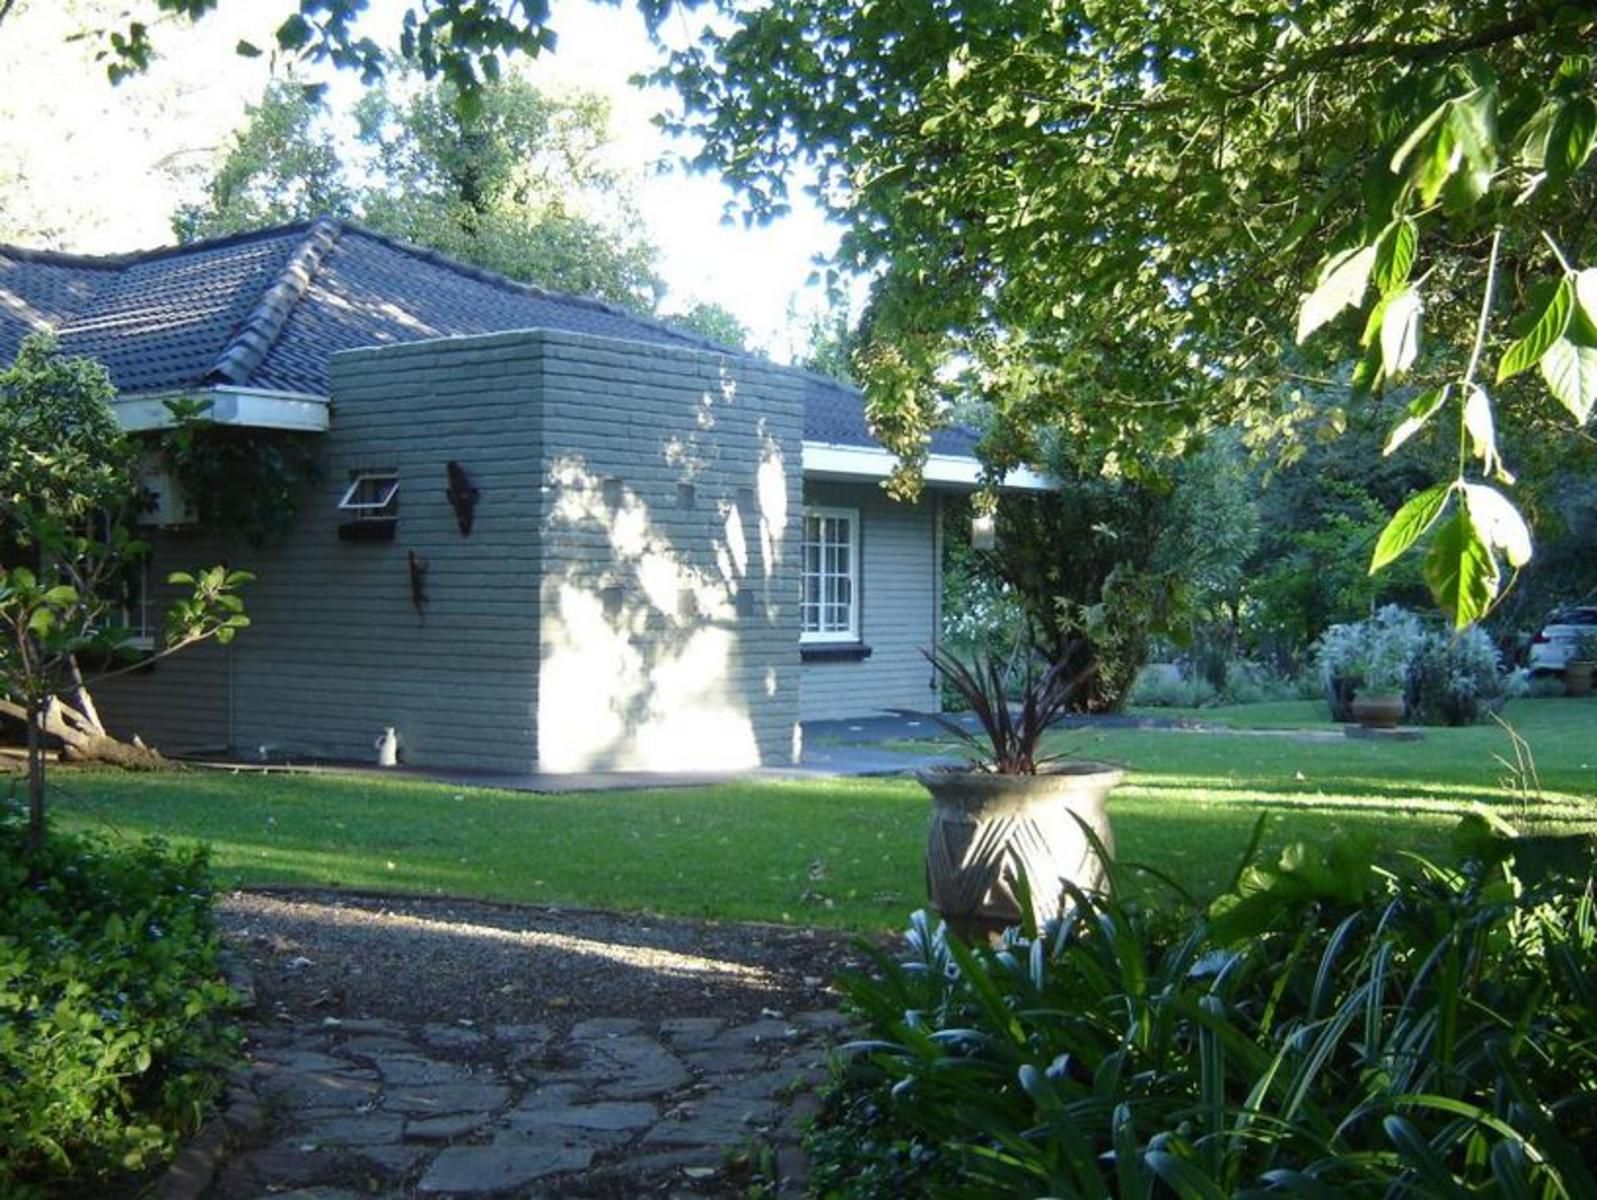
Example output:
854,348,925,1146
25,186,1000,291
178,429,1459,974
799,509,857,638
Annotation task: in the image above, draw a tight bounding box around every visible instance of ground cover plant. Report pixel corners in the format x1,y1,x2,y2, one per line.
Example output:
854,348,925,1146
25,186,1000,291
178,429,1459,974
0,805,237,1197
41,700,1594,933
808,828,1597,1197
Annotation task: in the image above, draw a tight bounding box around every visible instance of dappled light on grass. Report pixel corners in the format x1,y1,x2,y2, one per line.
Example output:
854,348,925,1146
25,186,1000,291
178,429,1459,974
1119,773,1594,813
41,702,1594,930
47,765,1478,930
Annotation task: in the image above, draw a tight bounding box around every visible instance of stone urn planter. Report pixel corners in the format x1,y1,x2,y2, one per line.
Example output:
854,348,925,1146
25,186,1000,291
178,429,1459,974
919,762,1123,941
1351,691,1405,729
1565,660,1594,698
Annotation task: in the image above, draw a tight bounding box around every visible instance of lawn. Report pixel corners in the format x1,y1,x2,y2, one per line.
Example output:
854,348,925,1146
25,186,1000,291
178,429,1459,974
40,698,1595,934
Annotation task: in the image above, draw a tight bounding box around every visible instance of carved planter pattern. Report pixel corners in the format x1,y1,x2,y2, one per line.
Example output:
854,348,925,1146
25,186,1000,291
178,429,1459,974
918,763,1122,940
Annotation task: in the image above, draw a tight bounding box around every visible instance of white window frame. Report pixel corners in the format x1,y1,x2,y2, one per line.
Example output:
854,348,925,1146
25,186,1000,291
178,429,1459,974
800,506,859,643
338,472,400,520
120,558,154,652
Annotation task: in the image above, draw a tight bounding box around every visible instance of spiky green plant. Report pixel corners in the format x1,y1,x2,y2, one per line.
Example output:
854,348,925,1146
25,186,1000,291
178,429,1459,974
923,646,1085,773
811,822,1597,1197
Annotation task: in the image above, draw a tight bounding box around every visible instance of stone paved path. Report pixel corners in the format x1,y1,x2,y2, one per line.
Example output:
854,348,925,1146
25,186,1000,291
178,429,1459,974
211,1009,844,1198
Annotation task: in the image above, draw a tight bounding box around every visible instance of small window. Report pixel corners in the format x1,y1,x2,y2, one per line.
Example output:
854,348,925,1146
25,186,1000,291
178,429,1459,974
338,472,400,520
118,559,154,652
800,506,858,643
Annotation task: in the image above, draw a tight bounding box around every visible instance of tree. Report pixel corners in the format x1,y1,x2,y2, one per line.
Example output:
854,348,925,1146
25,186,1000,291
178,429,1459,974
664,300,751,349
354,76,662,307
0,1,696,107
795,306,858,384
1,335,251,853
177,74,664,309
959,438,1257,711
172,79,351,241
662,1,1597,628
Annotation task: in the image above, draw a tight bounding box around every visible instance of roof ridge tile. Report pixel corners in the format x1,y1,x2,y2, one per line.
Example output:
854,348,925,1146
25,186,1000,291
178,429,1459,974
209,218,344,386
0,220,322,270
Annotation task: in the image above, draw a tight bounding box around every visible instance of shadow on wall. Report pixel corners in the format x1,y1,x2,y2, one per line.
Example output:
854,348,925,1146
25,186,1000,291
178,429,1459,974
538,367,794,772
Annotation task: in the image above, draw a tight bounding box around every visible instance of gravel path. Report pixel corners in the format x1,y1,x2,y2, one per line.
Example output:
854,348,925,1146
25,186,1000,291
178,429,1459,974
207,891,870,1198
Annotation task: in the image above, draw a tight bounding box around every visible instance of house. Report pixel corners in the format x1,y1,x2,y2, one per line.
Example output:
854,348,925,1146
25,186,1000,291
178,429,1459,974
0,219,1048,773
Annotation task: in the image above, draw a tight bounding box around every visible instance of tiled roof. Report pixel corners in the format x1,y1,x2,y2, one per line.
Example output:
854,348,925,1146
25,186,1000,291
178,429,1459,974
0,218,978,457
800,370,978,457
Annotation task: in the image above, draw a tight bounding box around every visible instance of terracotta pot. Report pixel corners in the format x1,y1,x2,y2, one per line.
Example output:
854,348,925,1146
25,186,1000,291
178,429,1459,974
918,762,1123,941
1351,691,1405,729
1565,660,1594,698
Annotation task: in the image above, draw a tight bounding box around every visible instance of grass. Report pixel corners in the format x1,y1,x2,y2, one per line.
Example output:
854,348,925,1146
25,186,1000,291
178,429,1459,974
34,698,1595,934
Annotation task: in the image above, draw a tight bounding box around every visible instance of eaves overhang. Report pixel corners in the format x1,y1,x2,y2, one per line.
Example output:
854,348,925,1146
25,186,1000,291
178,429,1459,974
801,440,1054,491
112,385,331,433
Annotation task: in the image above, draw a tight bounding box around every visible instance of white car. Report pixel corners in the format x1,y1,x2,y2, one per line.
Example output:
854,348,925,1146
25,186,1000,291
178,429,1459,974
1528,606,1597,673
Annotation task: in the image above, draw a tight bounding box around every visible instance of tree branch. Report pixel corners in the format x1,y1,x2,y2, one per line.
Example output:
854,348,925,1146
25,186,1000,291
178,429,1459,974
80,629,221,686
1015,8,1571,118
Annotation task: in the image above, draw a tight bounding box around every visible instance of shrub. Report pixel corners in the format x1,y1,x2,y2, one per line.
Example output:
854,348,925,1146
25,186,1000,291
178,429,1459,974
1323,604,1425,708
809,833,1597,1197
1408,626,1508,725
0,807,237,1195
1526,671,1568,698
1214,659,1297,705
1127,664,1217,708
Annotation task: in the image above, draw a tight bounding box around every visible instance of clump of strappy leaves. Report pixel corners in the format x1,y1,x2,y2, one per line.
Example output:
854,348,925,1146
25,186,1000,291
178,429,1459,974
809,818,1597,1197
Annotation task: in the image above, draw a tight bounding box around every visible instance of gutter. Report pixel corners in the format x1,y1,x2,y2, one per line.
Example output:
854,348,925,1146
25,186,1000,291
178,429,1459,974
801,440,1054,491
111,385,331,434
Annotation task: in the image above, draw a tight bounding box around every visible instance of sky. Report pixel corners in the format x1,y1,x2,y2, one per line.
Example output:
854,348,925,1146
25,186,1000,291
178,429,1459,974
0,0,850,360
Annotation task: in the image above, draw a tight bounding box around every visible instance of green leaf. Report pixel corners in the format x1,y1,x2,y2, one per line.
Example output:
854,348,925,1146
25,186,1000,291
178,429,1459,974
1382,1116,1472,1198
276,13,313,51
1379,287,1422,377
1415,119,1458,206
1498,275,1573,382
1448,87,1499,176
235,39,262,58
1350,341,1384,397
1579,267,1597,325
42,584,78,606
1144,1151,1229,1200
1463,482,1533,569
1424,509,1498,629
1540,271,1597,423
27,608,55,636
1373,218,1417,295
1541,337,1597,423
1515,101,1561,171
1384,384,1450,455
1370,483,1452,573
1548,96,1597,188
1296,244,1377,344
1358,292,1390,350
1463,384,1499,472
1390,103,1448,175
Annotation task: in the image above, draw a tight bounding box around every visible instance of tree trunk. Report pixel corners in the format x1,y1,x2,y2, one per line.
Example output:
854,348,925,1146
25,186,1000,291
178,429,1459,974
0,692,165,771
25,693,44,856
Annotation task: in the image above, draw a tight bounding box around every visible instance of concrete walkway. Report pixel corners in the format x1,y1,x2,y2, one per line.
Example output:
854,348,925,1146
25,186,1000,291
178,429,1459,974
187,711,969,794
190,706,1355,796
